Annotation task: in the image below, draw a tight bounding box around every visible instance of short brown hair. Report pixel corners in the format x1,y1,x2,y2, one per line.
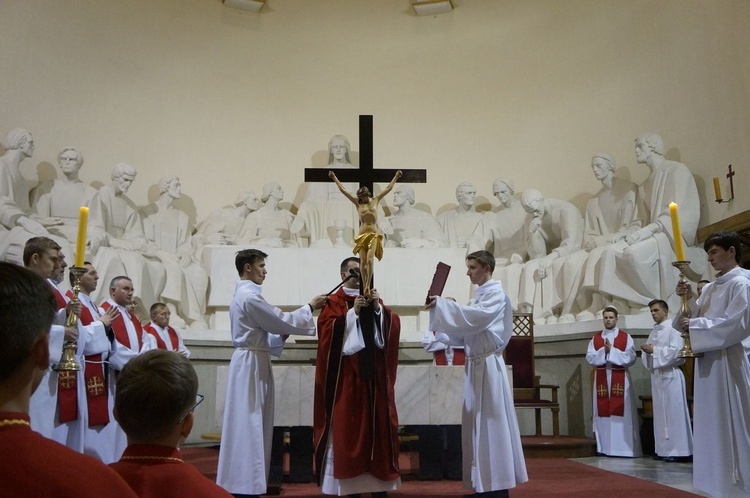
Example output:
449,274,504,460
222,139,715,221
466,250,495,273
115,350,198,441
23,237,60,266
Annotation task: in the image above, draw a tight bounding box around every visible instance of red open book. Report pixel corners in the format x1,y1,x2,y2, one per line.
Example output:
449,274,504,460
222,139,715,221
426,262,451,304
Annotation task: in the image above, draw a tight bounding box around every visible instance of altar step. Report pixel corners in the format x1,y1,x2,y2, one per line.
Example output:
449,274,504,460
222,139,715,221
520,435,597,458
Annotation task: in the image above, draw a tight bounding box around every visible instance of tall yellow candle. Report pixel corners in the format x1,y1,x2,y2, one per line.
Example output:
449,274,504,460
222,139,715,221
669,202,686,261
713,177,722,201
74,206,89,267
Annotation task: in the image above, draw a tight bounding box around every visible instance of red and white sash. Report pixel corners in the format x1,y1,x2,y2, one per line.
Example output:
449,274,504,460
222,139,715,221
52,286,78,424
143,323,180,351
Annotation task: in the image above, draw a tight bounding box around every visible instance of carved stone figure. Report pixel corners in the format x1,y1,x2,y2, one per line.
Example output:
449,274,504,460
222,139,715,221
87,163,166,306
0,128,66,265
141,175,209,329
291,135,360,247
468,178,527,308
193,191,260,246
567,154,641,321
518,189,584,323
31,147,98,247
237,182,298,247
437,181,482,248
597,133,706,312
385,186,448,248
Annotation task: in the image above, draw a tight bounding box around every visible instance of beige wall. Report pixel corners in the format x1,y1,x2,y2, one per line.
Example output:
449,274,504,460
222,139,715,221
2,0,749,229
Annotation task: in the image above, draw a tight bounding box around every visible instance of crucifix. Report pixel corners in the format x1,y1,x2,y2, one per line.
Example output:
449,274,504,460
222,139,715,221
727,164,736,201
304,115,427,380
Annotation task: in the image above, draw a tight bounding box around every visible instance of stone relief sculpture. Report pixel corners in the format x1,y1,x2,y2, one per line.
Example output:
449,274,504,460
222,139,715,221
237,182,298,247
193,190,260,246
518,189,584,323
385,185,448,248
597,133,706,312
565,154,641,321
88,163,166,307
31,147,98,245
469,178,527,308
141,175,209,329
0,128,67,265
291,135,360,247
437,181,482,248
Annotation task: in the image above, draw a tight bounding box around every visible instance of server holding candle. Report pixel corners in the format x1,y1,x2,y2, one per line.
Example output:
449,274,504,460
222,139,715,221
674,231,750,497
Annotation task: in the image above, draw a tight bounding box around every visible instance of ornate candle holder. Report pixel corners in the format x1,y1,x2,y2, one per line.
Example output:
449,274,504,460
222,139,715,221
671,260,702,358
52,266,86,372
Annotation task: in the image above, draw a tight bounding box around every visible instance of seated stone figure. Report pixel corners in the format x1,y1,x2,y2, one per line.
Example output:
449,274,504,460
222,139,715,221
385,185,448,248
565,153,641,321
0,128,68,266
597,133,707,313
437,181,482,248
32,147,98,247
518,189,584,323
469,178,527,308
237,182,298,247
291,135,360,247
87,163,166,306
141,175,209,329
193,191,260,247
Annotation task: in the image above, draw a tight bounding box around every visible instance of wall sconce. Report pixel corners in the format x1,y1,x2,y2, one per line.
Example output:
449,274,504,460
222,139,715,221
713,164,736,204
413,0,454,16
223,0,266,13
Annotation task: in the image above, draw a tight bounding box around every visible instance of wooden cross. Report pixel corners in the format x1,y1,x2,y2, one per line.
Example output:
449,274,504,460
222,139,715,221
303,115,427,195
727,164,735,201
87,375,106,397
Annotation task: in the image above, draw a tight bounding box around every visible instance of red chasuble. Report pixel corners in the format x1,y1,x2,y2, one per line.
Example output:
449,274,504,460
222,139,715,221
313,287,401,484
143,323,180,351
51,286,77,424
68,290,110,426
593,330,628,417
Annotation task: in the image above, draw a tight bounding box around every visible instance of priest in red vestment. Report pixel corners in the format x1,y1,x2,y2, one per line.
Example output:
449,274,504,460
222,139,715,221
143,302,191,357
313,257,401,497
0,262,137,498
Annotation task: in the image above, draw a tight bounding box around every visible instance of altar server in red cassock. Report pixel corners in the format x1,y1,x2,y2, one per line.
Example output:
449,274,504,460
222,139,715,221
143,302,190,357
0,261,137,497
314,257,401,497
110,349,231,497
586,306,641,457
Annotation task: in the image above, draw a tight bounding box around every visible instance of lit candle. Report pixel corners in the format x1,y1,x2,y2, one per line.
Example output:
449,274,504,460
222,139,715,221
713,177,722,202
669,202,686,261
74,206,89,267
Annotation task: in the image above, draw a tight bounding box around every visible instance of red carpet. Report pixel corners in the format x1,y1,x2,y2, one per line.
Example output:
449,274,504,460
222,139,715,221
182,446,697,497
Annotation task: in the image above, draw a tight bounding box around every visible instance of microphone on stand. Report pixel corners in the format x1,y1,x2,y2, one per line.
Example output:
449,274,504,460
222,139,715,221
325,269,360,296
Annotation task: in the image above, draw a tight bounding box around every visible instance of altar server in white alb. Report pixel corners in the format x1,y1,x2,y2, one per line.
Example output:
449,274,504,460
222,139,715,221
426,250,528,498
640,299,692,460
586,306,641,457
675,230,750,498
217,249,328,498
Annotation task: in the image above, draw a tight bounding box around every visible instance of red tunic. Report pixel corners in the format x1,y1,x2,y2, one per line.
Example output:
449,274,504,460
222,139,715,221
110,444,232,498
313,287,401,483
0,412,137,497
143,323,180,351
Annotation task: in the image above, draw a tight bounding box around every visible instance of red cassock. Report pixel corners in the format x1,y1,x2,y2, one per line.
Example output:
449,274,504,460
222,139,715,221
313,287,401,484
109,444,232,498
0,412,137,497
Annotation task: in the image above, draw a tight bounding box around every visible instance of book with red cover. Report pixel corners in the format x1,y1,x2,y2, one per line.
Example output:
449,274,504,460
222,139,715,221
426,262,451,304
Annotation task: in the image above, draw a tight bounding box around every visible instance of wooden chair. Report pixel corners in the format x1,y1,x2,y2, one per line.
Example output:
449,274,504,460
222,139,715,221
503,313,560,437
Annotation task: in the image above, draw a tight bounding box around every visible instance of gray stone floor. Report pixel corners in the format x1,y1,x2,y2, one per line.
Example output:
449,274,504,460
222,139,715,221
571,456,707,496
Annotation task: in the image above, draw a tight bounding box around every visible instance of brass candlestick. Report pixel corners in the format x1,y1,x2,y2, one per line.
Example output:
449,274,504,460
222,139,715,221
52,266,86,372
672,260,702,358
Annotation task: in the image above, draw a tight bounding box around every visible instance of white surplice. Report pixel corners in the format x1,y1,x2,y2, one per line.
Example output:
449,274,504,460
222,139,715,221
585,327,642,457
216,280,316,496
677,267,750,497
429,280,528,493
641,321,693,457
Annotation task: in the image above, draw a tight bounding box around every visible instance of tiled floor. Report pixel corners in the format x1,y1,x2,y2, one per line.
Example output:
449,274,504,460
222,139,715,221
572,456,707,496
